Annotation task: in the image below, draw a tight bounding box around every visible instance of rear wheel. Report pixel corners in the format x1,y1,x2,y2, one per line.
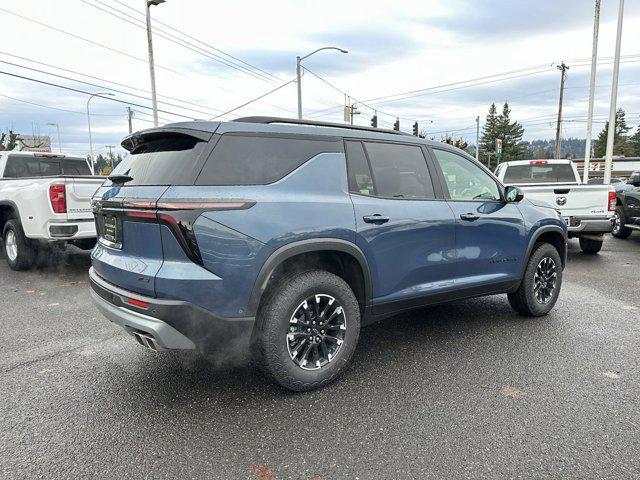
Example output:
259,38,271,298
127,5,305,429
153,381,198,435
579,236,603,254
611,206,632,239
3,219,35,271
254,270,360,392
508,243,562,317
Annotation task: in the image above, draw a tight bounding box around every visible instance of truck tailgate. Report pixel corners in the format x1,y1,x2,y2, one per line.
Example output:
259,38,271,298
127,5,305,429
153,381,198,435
520,184,611,217
65,177,105,220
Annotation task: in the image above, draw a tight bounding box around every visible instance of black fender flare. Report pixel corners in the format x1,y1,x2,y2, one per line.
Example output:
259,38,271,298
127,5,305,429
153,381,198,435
246,238,372,316
519,225,567,279
0,200,21,230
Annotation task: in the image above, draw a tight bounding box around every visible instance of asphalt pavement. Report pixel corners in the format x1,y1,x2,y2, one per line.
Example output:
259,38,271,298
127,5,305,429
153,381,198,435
1,235,639,479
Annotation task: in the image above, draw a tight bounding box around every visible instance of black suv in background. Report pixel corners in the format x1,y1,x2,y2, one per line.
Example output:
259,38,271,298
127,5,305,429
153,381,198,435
612,171,640,239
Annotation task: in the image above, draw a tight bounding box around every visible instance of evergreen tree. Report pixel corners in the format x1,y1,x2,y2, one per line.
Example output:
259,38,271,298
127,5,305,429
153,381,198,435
629,125,640,157
496,102,525,160
479,103,498,165
0,130,19,151
593,108,634,157
479,102,525,165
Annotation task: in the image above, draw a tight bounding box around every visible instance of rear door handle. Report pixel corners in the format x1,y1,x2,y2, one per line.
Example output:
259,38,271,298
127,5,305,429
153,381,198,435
363,214,390,224
460,213,480,222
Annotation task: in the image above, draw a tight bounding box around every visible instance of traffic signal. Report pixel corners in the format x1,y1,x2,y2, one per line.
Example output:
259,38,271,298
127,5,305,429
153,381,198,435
371,115,378,128
412,121,418,136
393,119,400,131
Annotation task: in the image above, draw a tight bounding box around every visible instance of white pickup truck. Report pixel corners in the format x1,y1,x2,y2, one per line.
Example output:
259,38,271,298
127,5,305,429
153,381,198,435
495,159,615,254
0,151,105,270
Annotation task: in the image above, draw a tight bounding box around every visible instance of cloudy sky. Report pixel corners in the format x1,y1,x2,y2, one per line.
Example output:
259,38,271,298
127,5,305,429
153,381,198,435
1,0,639,157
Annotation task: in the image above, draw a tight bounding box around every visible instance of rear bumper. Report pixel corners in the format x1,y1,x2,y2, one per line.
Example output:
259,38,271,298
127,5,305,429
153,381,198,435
89,267,255,351
47,219,96,240
567,217,614,235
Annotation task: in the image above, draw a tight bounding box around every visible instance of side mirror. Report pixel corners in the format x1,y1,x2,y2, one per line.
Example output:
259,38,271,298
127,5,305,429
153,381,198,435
505,185,524,203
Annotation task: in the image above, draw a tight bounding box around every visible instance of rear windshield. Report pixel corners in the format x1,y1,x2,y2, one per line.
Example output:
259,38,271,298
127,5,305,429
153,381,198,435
503,163,577,184
106,133,207,186
3,155,90,178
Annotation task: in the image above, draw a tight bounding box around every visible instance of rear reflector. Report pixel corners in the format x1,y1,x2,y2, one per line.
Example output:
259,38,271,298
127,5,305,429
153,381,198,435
49,184,67,213
127,298,149,308
608,191,616,211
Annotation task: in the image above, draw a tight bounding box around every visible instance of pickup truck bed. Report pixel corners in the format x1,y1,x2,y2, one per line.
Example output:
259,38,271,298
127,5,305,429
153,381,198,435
0,151,105,270
495,160,615,254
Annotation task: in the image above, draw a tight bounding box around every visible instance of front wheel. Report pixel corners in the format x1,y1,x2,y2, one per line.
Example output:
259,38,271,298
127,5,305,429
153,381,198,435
579,236,603,254
254,270,361,392
508,243,562,317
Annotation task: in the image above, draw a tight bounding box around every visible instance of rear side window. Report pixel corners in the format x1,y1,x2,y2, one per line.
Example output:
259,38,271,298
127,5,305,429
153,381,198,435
196,134,341,186
345,141,374,196
107,133,207,186
62,159,91,175
3,155,61,178
362,142,435,199
503,163,577,184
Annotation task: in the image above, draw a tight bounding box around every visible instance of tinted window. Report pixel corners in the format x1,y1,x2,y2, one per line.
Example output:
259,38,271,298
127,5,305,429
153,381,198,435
433,149,501,201
363,142,434,199
345,141,374,196
197,134,341,186
503,163,577,184
107,133,206,186
62,159,91,175
3,155,62,178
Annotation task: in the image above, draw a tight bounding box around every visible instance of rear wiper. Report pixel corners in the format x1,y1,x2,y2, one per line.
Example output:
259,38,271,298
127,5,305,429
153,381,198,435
108,174,133,184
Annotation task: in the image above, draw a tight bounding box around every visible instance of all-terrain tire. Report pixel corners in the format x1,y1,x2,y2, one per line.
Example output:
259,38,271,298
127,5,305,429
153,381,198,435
508,242,562,317
611,206,632,239
579,237,604,254
254,270,361,392
3,219,35,271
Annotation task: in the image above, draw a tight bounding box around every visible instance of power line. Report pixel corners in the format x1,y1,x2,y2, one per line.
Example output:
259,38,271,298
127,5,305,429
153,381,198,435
0,69,196,120
110,0,281,83
81,0,274,83
0,6,182,76
0,92,121,116
210,78,296,120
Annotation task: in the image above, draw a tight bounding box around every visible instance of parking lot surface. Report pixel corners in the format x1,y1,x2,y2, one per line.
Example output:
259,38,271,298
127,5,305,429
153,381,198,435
1,235,639,479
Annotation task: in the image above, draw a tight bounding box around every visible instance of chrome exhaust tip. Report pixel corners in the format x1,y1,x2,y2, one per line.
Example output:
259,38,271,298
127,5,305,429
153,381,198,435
133,332,160,351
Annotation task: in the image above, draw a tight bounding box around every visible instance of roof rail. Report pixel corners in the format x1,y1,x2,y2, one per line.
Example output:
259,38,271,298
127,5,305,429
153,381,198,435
233,116,412,136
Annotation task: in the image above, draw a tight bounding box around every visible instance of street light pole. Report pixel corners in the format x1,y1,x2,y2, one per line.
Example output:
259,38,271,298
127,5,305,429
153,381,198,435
583,0,601,184
475,115,480,162
604,0,625,185
296,46,348,119
47,122,62,153
86,92,114,175
145,0,165,127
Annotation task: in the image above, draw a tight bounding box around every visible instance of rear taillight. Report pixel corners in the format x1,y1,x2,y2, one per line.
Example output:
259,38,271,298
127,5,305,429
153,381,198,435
49,184,67,213
127,298,149,309
608,191,616,211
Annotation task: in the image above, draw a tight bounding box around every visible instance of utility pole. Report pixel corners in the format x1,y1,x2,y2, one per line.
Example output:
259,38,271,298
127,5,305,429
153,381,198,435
475,115,480,161
145,0,165,127
604,0,625,184
127,107,134,134
554,62,569,159
105,145,116,169
583,0,601,183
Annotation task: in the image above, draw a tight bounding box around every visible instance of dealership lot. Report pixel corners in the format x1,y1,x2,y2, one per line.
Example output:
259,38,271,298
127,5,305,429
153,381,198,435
1,236,639,479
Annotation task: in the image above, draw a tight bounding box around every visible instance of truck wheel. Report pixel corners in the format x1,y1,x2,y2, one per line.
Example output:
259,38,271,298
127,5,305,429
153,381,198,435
611,206,632,239
579,237,603,254
508,243,562,317
254,270,361,392
3,219,35,271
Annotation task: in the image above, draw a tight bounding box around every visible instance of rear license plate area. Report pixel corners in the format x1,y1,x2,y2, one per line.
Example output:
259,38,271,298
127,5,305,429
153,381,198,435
101,214,122,247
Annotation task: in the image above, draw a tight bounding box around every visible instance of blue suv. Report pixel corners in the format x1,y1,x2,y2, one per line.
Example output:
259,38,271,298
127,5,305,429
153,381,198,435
90,117,567,391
